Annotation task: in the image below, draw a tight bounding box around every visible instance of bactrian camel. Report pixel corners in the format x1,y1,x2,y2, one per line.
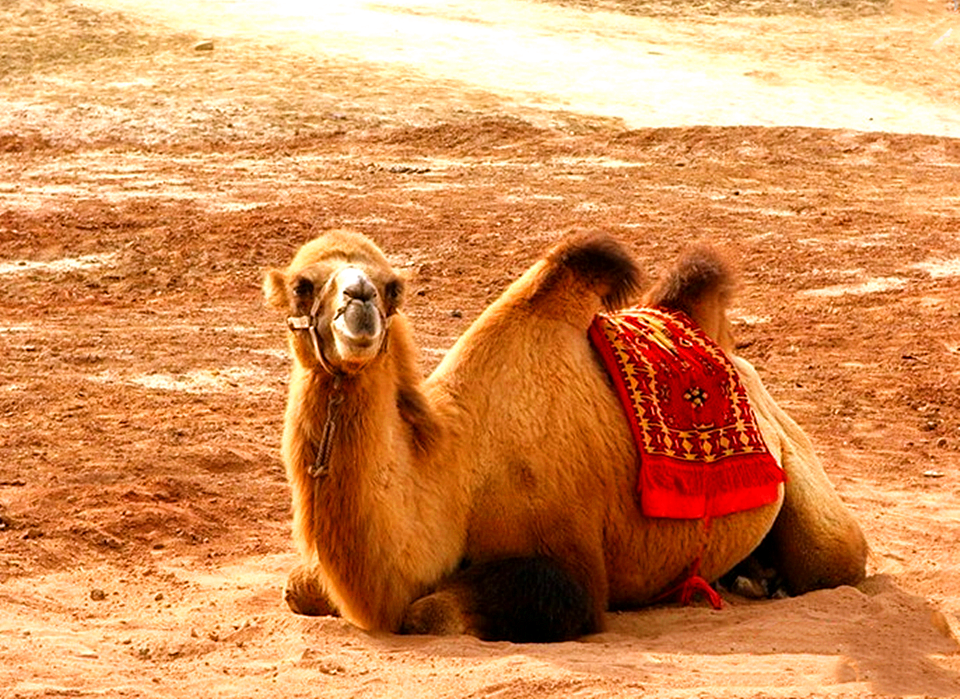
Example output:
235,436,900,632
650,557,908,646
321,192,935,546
263,229,867,642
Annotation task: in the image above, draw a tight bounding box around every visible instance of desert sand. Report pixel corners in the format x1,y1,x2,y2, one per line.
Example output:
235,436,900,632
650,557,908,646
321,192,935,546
1,0,958,696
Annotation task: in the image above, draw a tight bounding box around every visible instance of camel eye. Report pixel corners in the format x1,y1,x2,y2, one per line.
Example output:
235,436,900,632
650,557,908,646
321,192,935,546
292,277,314,298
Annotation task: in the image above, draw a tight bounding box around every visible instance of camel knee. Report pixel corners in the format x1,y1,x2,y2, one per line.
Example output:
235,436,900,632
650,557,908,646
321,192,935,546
402,557,598,642
779,519,868,595
745,515,868,596
284,563,339,617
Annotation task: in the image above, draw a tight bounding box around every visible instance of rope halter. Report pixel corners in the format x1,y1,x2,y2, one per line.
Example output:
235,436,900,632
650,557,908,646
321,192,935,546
287,294,341,376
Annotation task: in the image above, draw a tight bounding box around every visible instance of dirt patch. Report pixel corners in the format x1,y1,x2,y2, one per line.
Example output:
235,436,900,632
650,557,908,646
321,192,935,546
1,0,959,697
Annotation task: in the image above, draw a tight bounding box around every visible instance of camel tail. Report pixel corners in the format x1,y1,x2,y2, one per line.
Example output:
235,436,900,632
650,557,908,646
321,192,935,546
533,232,643,315
644,243,737,350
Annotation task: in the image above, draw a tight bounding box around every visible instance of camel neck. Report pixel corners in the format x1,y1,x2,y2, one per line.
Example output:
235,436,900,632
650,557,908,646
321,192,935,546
283,351,465,631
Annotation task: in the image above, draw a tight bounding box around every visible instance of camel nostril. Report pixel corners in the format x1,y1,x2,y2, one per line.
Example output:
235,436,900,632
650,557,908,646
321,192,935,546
342,277,377,303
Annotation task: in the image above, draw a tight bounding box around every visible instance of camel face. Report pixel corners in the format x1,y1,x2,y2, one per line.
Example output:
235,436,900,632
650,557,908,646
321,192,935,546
264,230,404,374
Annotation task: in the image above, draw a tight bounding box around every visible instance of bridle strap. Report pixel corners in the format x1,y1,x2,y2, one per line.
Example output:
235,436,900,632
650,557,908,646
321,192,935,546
287,295,341,377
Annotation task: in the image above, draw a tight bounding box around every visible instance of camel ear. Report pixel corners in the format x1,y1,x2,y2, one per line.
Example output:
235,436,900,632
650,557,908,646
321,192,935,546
384,276,405,316
263,268,289,310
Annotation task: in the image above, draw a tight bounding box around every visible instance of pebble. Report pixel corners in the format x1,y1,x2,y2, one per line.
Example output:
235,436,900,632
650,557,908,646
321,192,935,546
193,40,214,52
90,589,107,601
729,575,766,599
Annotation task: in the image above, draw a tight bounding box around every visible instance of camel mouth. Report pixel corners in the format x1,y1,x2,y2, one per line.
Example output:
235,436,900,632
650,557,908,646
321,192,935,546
336,299,383,344
331,302,385,368
329,269,387,368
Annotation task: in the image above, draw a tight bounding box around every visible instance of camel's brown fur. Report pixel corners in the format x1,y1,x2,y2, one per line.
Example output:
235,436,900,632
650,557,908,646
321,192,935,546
264,230,867,639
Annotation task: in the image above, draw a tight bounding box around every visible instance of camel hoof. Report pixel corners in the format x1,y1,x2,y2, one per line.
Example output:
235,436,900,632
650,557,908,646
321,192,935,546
284,564,339,617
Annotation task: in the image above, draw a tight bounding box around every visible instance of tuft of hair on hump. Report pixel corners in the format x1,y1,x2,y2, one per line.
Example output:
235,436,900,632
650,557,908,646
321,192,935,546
644,242,736,318
544,232,644,311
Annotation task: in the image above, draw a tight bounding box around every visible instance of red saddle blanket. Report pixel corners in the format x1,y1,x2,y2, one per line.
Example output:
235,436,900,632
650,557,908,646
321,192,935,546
589,306,784,520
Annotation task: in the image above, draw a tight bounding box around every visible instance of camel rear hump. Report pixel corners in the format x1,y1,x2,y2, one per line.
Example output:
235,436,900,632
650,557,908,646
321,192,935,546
644,243,737,352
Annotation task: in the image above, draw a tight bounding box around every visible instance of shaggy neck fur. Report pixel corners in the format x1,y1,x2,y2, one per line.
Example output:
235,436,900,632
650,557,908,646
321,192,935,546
281,315,468,631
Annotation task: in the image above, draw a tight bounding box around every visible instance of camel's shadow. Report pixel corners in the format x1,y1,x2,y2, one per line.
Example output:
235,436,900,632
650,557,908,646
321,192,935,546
372,575,959,697
598,575,958,696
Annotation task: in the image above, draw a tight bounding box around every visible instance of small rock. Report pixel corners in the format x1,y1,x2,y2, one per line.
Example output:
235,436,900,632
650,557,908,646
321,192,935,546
729,575,766,599
836,658,861,683
449,309,463,319
193,40,214,52
90,588,108,601
23,528,43,540
154,592,164,602
923,470,945,479
936,437,948,449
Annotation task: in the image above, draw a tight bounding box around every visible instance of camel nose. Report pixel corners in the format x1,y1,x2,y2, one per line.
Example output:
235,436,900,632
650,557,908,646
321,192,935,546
342,273,377,303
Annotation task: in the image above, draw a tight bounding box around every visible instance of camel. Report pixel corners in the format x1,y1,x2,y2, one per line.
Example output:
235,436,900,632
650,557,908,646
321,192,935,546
263,229,867,642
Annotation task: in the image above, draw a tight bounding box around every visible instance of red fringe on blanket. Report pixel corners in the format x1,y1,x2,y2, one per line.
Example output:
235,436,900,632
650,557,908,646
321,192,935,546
589,306,784,520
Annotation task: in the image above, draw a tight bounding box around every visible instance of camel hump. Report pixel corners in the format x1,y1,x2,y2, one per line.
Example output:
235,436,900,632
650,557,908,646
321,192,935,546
644,244,737,351
536,232,644,313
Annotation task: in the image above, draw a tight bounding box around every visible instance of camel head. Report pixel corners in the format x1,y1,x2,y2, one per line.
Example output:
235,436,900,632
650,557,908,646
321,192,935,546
263,229,404,374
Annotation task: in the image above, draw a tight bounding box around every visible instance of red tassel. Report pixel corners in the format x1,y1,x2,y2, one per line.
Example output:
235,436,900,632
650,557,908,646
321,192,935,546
677,575,724,610
651,556,724,611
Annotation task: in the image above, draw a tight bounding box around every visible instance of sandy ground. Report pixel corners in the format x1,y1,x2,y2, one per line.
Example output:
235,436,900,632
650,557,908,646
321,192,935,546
1,0,960,696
